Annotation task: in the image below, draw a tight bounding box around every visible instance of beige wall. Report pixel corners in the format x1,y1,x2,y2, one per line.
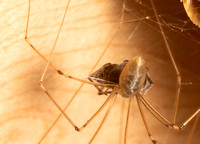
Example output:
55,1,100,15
0,0,199,144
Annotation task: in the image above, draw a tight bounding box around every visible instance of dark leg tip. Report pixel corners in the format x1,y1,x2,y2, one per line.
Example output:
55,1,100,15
152,140,159,144
75,126,80,132
98,91,103,95
149,135,159,144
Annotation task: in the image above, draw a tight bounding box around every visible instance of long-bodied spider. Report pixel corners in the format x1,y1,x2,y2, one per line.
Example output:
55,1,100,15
24,0,200,143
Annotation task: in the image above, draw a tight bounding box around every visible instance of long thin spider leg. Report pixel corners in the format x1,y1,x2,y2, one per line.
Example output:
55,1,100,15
39,83,77,129
25,0,126,142
139,95,169,127
103,87,113,95
88,77,114,95
139,94,171,126
39,0,70,83
36,1,126,143
37,86,116,143
88,0,127,140
139,93,200,130
39,84,118,132
25,0,114,88
89,93,117,144
38,80,113,143
186,114,199,144
38,84,83,144
124,97,132,144
88,77,104,94
25,0,126,87
136,95,158,144
77,87,118,132
150,0,182,125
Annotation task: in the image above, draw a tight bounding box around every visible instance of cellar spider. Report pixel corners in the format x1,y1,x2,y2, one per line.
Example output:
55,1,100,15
24,0,200,143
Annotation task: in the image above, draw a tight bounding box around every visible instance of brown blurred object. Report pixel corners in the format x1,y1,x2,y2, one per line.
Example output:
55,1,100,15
182,0,200,28
0,0,200,144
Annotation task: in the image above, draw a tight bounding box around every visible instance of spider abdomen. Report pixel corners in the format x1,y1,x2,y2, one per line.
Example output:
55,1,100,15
119,56,147,98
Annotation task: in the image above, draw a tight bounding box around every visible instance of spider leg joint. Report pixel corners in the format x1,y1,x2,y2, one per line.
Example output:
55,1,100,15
75,126,80,132
173,125,181,130
57,69,64,75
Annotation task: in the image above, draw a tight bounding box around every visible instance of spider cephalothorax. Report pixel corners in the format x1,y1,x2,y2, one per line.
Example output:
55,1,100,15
89,60,128,84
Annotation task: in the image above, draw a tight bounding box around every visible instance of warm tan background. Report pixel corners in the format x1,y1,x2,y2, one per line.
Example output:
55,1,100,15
0,0,200,144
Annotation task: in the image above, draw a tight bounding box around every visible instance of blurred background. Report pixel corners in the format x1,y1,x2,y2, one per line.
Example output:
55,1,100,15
0,0,200,144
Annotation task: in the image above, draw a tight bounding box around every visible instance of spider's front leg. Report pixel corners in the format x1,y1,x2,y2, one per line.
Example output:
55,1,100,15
88,77,104,95
141,73,153,95
88,77,113,95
